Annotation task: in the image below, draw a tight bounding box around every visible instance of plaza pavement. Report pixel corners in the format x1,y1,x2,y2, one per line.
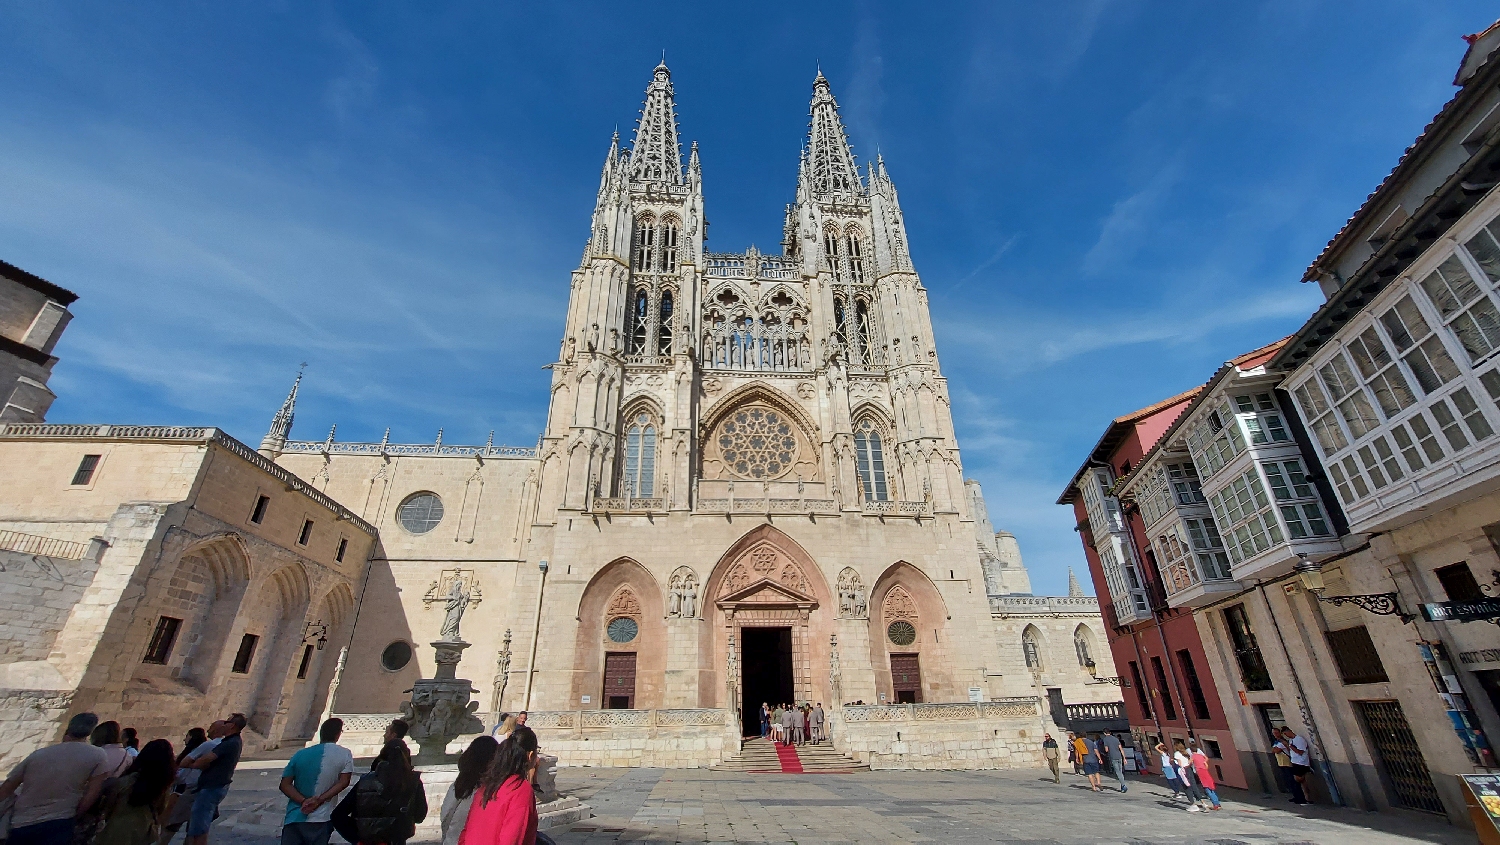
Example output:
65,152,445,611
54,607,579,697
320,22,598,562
204,756,1472,845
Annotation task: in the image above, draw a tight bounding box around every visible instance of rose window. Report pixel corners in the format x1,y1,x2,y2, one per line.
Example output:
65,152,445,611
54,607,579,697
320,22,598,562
717,407,798,479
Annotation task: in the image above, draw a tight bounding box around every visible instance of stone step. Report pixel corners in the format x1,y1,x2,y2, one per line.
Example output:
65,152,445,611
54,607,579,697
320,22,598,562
714,738,869,773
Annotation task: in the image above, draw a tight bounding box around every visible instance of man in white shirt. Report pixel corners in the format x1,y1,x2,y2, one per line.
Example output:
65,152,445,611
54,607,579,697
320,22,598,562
161,721,227,840
1278,727,1313,805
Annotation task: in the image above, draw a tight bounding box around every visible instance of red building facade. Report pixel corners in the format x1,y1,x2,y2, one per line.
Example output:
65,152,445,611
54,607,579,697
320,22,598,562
1059,390,1251,789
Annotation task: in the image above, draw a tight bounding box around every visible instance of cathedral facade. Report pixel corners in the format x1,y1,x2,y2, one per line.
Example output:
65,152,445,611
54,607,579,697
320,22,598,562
0,65,1117,771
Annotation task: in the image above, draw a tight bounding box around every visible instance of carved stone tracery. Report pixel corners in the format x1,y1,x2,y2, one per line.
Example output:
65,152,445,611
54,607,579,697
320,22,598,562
883,586,917,624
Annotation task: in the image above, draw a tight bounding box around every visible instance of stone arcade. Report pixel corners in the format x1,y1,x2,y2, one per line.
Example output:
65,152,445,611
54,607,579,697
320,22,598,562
0,65,1120,771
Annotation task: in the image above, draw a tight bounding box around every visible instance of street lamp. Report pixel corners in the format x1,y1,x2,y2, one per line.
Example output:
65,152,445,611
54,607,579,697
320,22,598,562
302,621,329,650
1295,554,1413,624
1084,657,1122,686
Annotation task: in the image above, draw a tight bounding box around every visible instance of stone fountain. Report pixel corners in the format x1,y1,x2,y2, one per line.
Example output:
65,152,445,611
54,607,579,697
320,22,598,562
401,574,485,764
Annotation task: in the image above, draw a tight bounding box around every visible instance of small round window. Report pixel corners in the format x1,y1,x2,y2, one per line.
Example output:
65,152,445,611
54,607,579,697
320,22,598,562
381,641,413,671
607,617,639,644
887,620,917,646
397,493,444,534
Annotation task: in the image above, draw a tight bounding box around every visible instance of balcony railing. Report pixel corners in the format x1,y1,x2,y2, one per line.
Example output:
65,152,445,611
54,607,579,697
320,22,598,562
1064,701,1127,723
0,529,88,560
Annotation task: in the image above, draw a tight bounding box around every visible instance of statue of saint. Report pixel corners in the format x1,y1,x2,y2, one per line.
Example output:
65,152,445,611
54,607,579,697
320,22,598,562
682,578,698,619
852,584,868,619
440,577,470,641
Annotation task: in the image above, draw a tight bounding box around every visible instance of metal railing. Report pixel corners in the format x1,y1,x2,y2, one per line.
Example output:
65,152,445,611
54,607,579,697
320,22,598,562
0,530,87,560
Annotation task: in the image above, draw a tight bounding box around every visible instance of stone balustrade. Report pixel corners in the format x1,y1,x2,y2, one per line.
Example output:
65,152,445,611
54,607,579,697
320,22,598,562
830,697,1048,771
526,708,736,768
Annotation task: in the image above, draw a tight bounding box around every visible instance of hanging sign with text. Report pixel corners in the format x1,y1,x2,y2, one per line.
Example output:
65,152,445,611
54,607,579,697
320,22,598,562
1421,599,1500,623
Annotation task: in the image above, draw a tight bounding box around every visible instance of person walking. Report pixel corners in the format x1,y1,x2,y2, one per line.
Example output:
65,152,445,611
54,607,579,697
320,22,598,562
1155,742,1184,800
0,712,110,845
279,719,356,845
456,726,541,845
1187,739,1222,810
1173,739,1208,812
1068,732,1086,776
1278,727,1313,805
1041,734,1061,783
1100,732,1127,793
441,736,499,845
1081,734,1103,792
96,739,176,845
180,712,247,845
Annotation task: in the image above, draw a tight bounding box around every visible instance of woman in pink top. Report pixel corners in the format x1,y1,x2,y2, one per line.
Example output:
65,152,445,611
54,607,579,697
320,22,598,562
1188,739,1222,810
457,726,540,845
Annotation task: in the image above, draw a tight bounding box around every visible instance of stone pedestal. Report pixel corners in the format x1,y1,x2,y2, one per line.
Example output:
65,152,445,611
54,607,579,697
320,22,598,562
401,639,484,765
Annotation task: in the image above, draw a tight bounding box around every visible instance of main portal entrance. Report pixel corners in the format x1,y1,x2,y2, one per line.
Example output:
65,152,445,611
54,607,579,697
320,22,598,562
740,627,794,736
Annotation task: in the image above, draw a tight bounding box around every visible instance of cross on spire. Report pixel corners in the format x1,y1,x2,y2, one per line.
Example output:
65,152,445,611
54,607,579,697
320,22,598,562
804,71,862,199
628,62,684,186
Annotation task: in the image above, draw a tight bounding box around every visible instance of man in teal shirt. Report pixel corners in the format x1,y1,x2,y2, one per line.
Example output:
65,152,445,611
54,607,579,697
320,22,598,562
279,719,355,845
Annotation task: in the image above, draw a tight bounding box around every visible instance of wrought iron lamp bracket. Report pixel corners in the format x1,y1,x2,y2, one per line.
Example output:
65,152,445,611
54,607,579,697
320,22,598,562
1315,592,1415,624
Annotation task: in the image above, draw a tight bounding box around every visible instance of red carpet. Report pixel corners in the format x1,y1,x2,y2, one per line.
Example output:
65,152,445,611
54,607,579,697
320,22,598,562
774,742,804,773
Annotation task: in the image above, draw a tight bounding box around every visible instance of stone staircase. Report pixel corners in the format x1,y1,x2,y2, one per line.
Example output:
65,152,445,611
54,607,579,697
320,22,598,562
715,737,870,773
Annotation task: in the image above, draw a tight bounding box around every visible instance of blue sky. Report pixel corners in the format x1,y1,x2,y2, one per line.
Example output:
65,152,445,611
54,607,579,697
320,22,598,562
2,2,1494,596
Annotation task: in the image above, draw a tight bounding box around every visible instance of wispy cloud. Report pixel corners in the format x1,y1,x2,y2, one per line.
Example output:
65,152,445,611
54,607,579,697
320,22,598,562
1081,159,1183,275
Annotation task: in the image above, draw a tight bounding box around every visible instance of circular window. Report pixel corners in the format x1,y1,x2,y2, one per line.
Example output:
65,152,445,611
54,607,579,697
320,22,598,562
381,641,413,671
397,493,444,534
606,617,639,644
887,620,917,646
715,406,799,479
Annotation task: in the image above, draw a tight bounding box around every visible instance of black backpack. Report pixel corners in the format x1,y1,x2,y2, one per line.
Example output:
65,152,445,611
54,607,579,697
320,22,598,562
333,763,419,844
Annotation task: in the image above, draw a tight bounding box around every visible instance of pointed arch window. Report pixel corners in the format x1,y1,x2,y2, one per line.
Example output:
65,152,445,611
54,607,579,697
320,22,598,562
633,217,656,272
657,289,674,356
846,229,864,283
823,230,841,276
1023,627,1044,670
853,298,872,361
660,219,679,270
833,296,848,349
853,417,889,502
1074,626,1094,667
628,288,649,355
621,412,657,498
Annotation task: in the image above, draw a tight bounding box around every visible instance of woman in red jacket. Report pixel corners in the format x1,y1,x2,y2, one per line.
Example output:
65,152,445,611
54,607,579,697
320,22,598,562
457,726,540,845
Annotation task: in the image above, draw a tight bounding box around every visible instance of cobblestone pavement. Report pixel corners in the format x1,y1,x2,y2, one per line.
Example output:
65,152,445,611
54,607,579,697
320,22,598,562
549,767,1470,845
200,758,1471,845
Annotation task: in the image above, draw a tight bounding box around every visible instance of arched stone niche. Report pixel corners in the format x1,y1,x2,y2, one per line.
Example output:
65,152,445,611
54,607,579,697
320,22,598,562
571,559,665,709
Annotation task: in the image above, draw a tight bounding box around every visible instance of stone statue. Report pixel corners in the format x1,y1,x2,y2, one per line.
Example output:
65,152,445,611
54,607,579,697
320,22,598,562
440,578,469,642
839,585,853,617
852,584,868,619
682,577,697,618
667,579,682,617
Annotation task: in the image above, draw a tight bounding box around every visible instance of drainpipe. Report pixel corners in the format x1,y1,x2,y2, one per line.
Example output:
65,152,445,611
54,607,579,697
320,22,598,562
1128,630,1164,740
1256,580,1344,807
522,559,550,710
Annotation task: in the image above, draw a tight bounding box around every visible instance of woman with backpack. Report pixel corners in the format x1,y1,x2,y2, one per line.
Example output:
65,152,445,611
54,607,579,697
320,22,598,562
333,742,428,845
457,726,541,845
95,739,176,845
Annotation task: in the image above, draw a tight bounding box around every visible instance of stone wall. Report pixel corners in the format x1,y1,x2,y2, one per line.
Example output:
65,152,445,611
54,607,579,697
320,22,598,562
0,542,102,663
830,700,1047,771
525,709,736,768
0,689,75,771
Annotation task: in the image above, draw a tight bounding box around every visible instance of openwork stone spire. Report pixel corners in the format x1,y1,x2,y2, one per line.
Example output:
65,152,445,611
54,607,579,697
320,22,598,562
628,62,684,186
1067,567,1085,598
258,366,303,458
804,71,862,199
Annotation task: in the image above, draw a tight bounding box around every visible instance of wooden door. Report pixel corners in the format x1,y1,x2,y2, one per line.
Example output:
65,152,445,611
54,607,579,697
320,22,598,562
603,651,637,709
890,653,922,703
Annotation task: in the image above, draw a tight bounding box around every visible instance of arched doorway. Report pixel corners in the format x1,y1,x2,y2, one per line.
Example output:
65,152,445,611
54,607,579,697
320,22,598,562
702,526,832,736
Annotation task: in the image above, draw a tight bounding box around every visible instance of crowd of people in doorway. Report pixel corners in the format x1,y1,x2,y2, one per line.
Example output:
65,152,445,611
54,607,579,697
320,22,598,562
1,710,557,845
758,703,826,746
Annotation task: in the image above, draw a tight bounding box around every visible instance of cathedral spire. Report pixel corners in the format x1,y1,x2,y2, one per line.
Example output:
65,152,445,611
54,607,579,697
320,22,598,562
628,62,684,186
258,365,303,459
803,71,862,199
1067,567,1085,597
